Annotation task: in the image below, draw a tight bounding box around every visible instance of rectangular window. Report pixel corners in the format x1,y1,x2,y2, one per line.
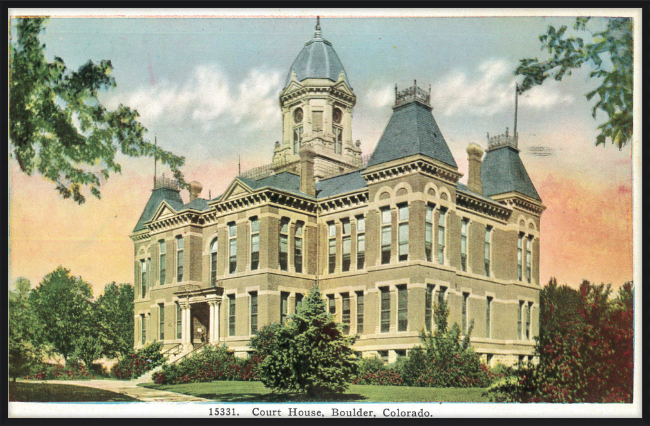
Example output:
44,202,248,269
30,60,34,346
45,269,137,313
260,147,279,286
281,292,289,325
141,314,146,344
159,304,165,340
381,208,391,265
397,285,408,332
356,216,365,270
486,297,492,338
176,304,182,340
250,218,259,271
140,260,146,298
279,218,289,271
425,285,434,332
340,219,351,272
518,300,524,339
250,292,258,335
147,258,151,291
176,236,184,282
517,234,523,281
526,236,532,283
328,294,336,315
294,222,303,273
328,222,336,274
210,238,218,287
380,287,390,333
460,219,468,272
334,127,342,154
438,286,447,308
526,302,533,340
159,240,166,285
293,127,303,154
229,223,237,274
438,209,446,264
356,291,364,334
398,204,409,262
295,293,304,312
462,292,469,335
342,293,351,334
228,294,236,336
425,205,433,262
485,226,492,277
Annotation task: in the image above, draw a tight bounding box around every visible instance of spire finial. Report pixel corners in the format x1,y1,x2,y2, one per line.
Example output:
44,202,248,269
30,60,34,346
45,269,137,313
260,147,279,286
314,16,322,38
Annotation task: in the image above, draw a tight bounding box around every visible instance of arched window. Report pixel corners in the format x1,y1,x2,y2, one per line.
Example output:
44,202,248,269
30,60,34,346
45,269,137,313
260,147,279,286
210,238,218,287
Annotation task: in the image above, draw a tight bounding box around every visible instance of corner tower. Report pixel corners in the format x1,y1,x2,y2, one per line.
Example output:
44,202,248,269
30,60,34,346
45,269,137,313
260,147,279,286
275,17,362,179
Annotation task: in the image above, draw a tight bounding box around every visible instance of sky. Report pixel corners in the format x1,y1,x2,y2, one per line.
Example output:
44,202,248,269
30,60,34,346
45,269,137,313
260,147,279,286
8,10,636,297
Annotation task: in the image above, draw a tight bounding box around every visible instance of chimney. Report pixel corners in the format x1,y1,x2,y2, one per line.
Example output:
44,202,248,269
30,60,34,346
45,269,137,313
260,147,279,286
466,144,484,195
299,145,316,197
189,181,203,202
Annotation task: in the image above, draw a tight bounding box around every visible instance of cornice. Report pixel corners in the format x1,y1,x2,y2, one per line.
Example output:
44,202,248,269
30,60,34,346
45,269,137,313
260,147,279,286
361,156,462,185
491,192,546,216
456,190,512,221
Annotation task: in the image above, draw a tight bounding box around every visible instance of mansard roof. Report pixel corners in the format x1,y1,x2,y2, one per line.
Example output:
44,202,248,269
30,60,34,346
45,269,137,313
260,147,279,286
481,145,541,202
315,169,367,199
133,187,184,233
366,101,458,169
237,172,308,198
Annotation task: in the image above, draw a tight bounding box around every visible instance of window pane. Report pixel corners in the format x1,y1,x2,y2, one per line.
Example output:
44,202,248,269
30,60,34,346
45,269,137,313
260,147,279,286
251,218,259,233
159,305,165,340
177,237,183,250
486,297,492,338
250,292,258,335
229,295,236,336
398,285,408,332
462,293,469,335
357,217,365,233
342,219,351,235
425,285,433,332
281,292,289,325
380,288,390,333
328,223,336,237
356,292,364,334
399,204,408,221
342,293,350,334
176,304,182,339
229,224,237,238
382,208,391,224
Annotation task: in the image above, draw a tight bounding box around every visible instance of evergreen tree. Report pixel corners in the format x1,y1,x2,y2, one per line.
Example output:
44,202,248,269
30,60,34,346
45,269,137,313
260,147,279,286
259,286,358,397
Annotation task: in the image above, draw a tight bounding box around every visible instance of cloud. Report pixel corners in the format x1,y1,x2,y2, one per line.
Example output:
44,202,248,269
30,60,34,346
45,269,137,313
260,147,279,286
364,85,394,109
433,59,574,117
105,65,282,132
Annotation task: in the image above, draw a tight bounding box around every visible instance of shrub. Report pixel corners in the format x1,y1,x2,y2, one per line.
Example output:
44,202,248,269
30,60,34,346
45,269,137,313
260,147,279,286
259,286,358,397
353,369,404,386
23,360,100,380
399,300,491,388
112,341,166,380
153,345,262,385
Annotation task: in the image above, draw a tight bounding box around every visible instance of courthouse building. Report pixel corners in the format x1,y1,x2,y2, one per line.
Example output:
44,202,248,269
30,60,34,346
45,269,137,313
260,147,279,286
130,20,545,366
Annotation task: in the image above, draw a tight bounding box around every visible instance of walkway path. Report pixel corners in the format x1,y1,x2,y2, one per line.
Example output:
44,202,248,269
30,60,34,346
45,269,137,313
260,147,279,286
32,379,210,402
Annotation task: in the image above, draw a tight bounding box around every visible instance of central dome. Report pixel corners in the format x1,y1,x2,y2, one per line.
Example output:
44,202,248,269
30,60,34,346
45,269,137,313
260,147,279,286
284,20,351,89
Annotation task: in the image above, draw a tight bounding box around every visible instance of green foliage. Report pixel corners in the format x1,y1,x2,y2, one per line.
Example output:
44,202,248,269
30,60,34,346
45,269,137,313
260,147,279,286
399,300,491,388
23,359,108,380
153,345,261,384
95,282,134,359
487,279,634,402
112,341,166,380
259,286,359,397
29,267,94,362
9,278,43,381
9,17,186,204
249,322,282,359
516,17,633,149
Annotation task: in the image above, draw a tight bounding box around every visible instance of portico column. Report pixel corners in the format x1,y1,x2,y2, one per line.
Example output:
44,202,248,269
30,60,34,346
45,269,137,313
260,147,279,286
215,300,221,344
180,301,191,350
208,301,216,344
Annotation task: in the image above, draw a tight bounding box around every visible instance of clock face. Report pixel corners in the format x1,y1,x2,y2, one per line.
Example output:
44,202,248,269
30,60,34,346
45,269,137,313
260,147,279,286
293,108,303,124
333,108,343,124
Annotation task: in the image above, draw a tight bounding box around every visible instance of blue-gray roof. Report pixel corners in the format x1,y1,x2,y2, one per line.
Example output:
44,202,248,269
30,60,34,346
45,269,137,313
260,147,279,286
315,170,367,198
456,182,506,206
182,197,210,212
284,35,351,89
481,145,541,201
133,188,184,233
367,102,458,169
238,172,309,198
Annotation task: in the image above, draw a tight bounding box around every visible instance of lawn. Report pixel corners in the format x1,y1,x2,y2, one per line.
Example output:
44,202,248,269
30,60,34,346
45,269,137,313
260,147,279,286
142,381,488,402
9,381,139,402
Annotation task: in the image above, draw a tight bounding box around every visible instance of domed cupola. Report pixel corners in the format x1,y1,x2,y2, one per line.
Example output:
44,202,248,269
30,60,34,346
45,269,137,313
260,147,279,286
283,17,352,89
275,17,361,180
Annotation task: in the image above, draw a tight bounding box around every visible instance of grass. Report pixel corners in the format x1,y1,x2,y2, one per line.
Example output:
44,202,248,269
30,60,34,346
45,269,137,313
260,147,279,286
141,381,488,402
9,381,139,402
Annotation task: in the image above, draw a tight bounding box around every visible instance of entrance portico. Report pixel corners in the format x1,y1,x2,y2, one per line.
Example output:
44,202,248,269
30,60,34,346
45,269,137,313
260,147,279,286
175,285,224,352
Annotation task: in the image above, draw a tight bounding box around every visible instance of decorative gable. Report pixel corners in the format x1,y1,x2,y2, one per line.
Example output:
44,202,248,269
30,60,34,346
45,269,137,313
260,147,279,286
220,179,253,202
150,201,178,223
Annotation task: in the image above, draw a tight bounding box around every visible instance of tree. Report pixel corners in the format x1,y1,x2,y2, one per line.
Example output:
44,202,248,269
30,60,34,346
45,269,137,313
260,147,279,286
259,286,358,397
9,278,42,381
9,17,186,204
95,282,134,359
29,267,95,362
488,278,634,403
516,17,633,149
